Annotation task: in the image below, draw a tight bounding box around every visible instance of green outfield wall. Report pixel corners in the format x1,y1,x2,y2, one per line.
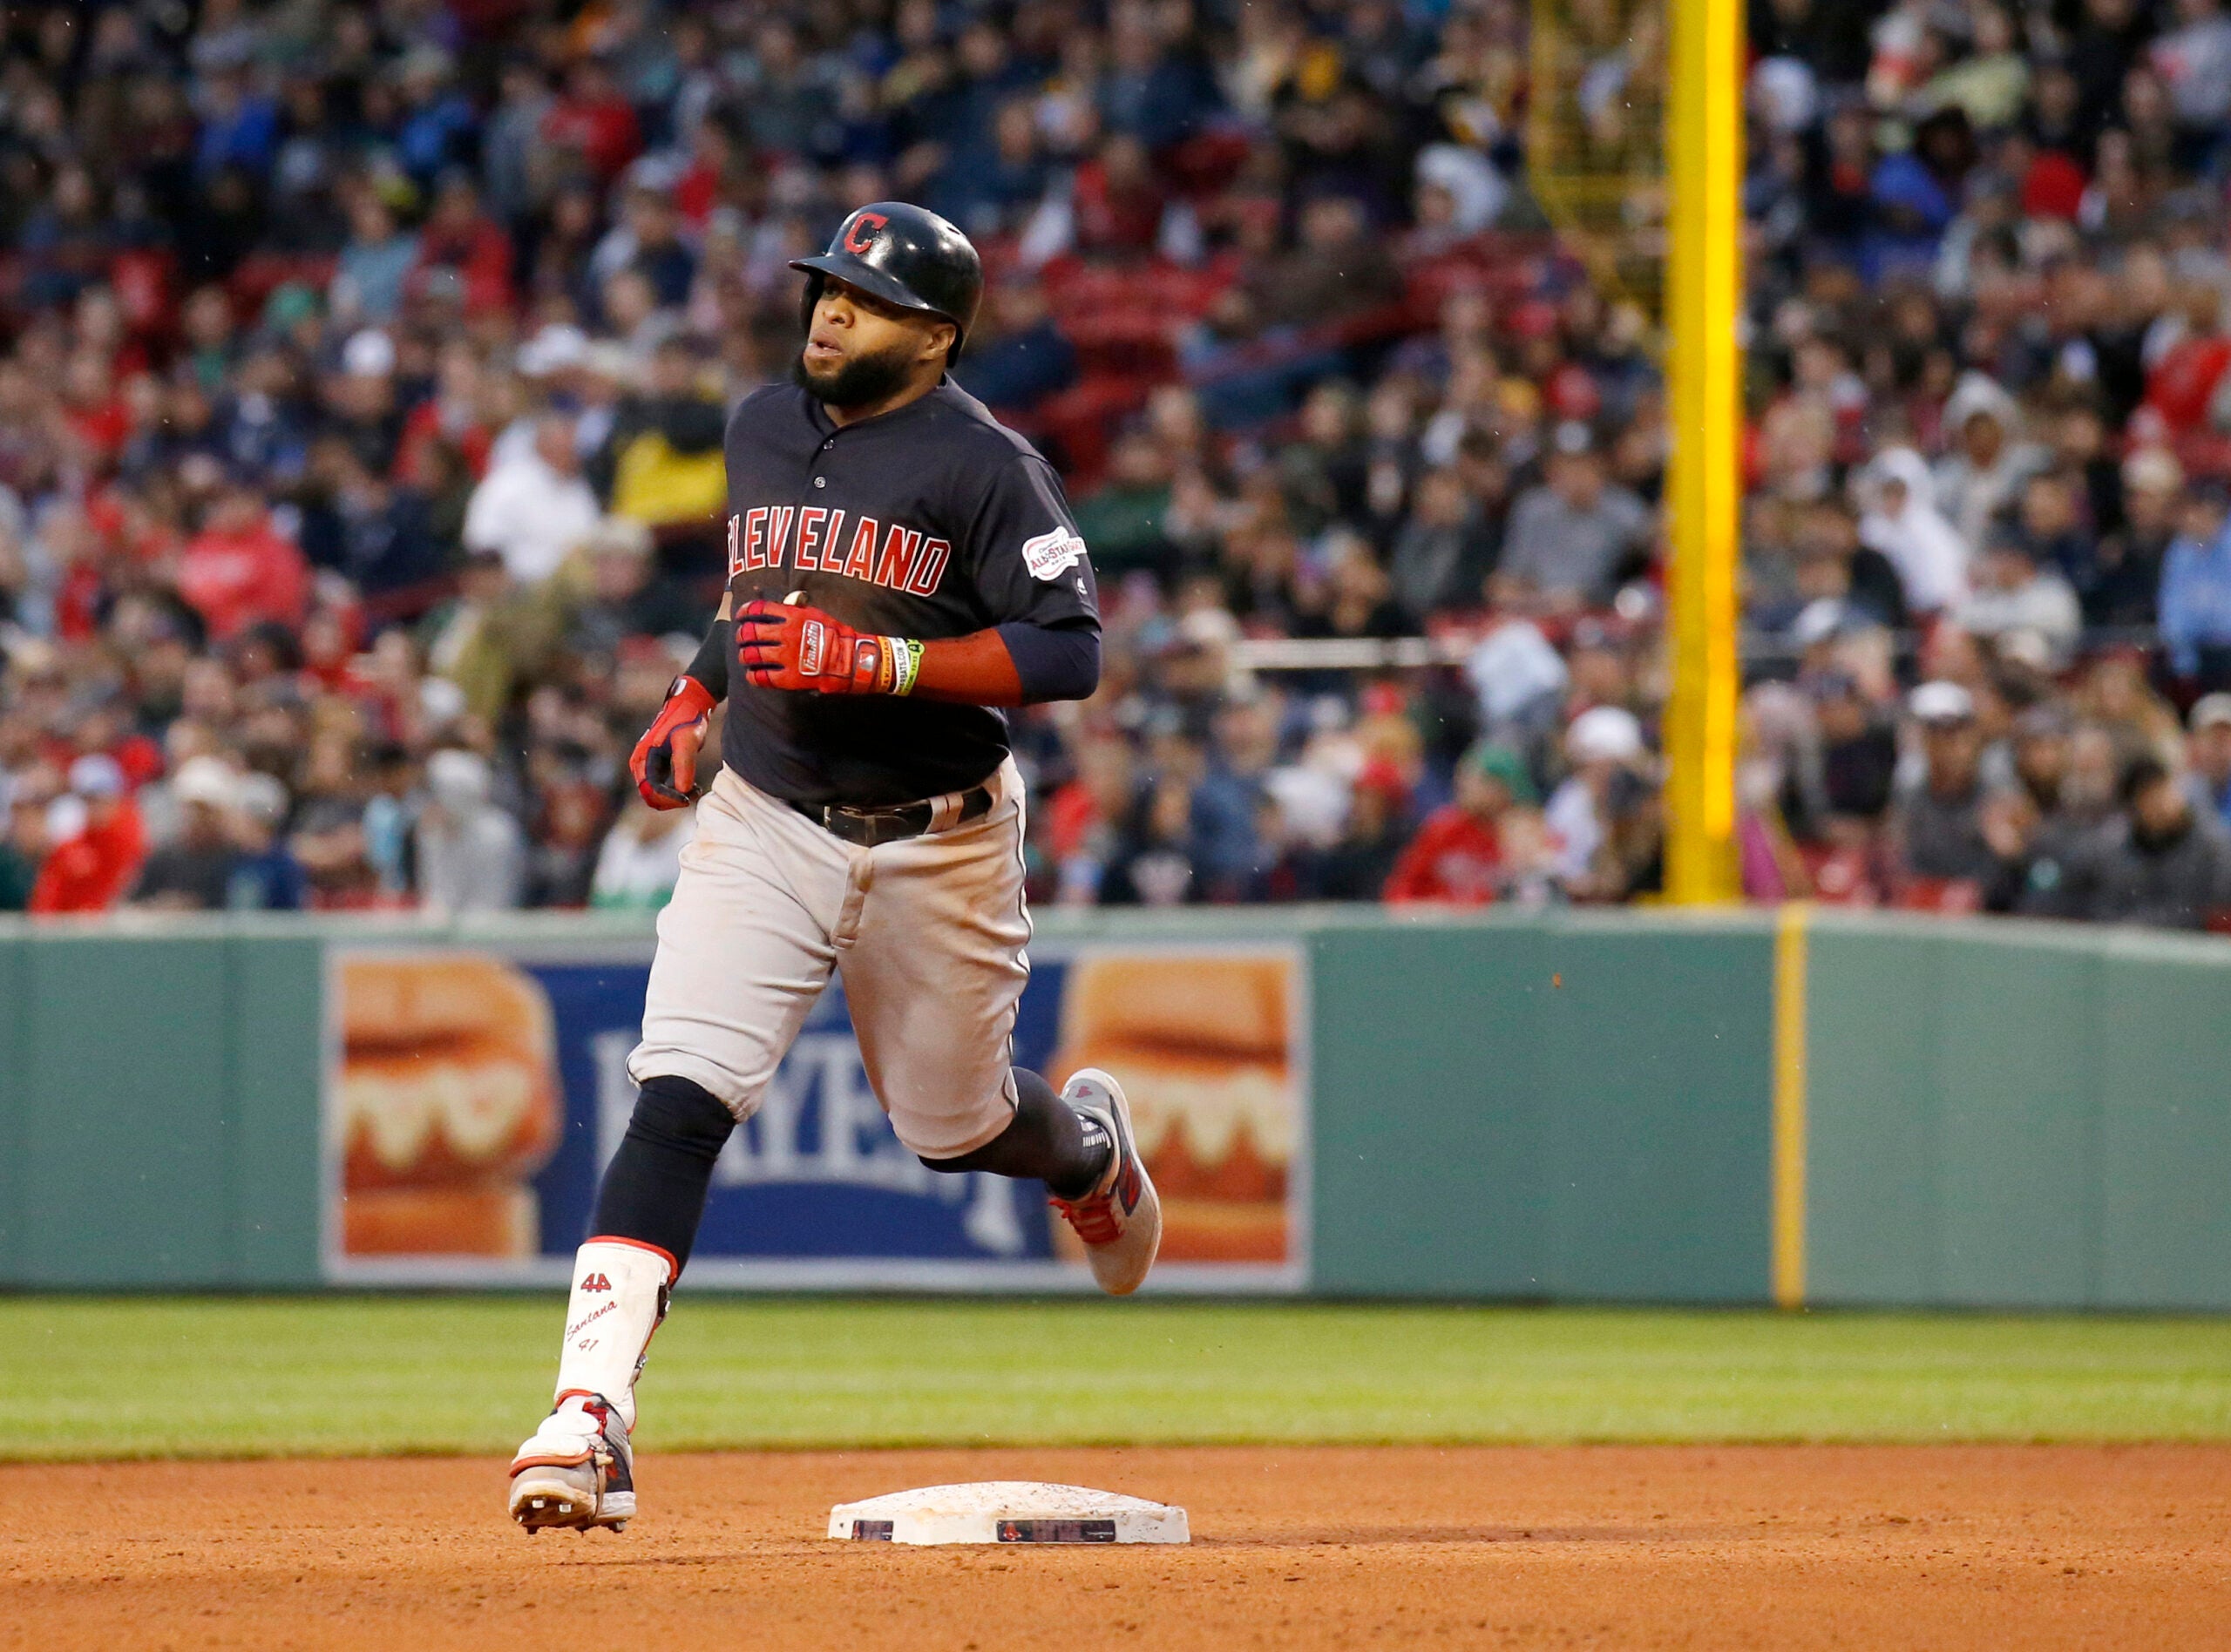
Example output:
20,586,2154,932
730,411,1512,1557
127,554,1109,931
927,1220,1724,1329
0,907,2224,1309
1306,912,1774,1301
0,921,324,1289
1802,912,2231,1312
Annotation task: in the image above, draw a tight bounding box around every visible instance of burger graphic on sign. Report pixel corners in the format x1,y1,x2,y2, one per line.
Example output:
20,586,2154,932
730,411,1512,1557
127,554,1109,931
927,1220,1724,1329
336,954,563,1258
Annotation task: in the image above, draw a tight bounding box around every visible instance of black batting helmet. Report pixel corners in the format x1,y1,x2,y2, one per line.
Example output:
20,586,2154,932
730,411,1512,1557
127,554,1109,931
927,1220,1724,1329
790,202,983,361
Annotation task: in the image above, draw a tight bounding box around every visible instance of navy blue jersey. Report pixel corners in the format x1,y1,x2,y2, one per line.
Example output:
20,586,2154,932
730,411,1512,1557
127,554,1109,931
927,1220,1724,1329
716,377,1099,808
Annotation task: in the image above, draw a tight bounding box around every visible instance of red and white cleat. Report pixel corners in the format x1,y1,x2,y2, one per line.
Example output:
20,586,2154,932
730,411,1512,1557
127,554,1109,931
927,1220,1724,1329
508,1393,635,1534
1049,1068,1162,1297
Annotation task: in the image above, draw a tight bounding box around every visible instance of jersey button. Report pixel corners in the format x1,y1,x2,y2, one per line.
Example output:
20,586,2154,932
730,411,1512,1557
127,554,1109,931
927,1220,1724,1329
813,476,827,488
821,439,835,450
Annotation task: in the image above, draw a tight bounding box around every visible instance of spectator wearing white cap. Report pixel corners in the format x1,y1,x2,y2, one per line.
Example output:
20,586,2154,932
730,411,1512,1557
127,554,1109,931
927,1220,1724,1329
517,322,591,380
2185,693,2231,831
462,410,601,586
414,747,524,913
1892,680,2005,885
342,327,397,381
227,771,307,911
494,325,601,470
29,755,145,914
324,328,405,475
1986,703,2115,923
563,340,636,466
1545,705,1646,893
2090,448,2184,628
129,755,239,910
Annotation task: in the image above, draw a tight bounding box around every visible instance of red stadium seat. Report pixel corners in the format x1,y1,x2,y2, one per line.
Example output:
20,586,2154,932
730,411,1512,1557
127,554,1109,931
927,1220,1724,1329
1020,375,1160,486
1161,130,1252,200
1064,308,1179,376
110,249,178,340
226,253,338,318
1798,845,1882,906
1895,877,1984,914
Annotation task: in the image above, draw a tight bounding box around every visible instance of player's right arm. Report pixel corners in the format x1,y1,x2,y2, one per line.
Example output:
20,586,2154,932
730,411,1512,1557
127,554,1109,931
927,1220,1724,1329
733,599,1093,707
629,596,733,809
734,451,1102,708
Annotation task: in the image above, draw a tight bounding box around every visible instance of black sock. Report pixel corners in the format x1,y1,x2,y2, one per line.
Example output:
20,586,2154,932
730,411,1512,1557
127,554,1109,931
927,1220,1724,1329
589,1074,736,1273
919,1068,1113,1199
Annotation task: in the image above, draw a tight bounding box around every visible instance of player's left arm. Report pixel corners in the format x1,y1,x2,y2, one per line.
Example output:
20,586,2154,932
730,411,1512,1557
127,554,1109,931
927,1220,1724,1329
629,592,734,809
737,454,1101,708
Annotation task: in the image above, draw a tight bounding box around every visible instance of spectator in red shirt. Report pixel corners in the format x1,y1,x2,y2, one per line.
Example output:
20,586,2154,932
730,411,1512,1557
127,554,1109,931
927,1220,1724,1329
395,339,496,487
29,755,146,914
673,114,736,228
177,481,311,641
1384,741,1536,904
1044,733,1136,904
2143,280,2231,436
410,173,515,318
40,503,110,643
542,58,642,186
60,349,130,464
1070,133,1170,256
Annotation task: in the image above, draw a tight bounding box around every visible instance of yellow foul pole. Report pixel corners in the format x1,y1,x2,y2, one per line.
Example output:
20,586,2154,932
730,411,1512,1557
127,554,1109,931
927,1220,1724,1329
1663,0,1743,902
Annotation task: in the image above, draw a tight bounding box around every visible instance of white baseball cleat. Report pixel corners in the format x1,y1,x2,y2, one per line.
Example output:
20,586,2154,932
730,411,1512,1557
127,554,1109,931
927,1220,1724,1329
1049,1068,1162,1296
508,1392,635,1534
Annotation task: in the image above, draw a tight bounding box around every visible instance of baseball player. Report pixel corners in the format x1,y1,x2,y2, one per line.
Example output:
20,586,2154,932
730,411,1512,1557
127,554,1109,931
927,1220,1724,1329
508,204,1161,1534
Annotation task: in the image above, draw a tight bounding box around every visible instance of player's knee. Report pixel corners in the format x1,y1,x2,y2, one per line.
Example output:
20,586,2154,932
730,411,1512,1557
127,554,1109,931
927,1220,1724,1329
628,1074,738,1162
918,1107,1023,1175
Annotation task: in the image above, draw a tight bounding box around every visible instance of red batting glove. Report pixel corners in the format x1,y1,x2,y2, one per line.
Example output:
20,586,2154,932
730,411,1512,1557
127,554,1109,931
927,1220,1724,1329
630,675,717,808
736,598,912,695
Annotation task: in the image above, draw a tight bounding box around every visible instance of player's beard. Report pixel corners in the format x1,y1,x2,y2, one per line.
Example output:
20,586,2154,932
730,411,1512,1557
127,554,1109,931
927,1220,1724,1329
793,338,918,410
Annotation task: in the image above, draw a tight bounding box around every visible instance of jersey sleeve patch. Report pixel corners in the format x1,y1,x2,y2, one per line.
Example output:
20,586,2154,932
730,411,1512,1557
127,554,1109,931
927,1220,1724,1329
1021,527,1089,581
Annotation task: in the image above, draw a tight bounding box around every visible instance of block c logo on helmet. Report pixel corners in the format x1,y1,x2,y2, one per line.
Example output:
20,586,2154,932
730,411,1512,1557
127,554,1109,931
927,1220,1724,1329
843,211,889,254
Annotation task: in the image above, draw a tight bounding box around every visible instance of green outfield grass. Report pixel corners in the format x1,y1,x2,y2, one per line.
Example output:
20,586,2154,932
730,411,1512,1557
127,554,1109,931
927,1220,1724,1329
3,1297,2228,1460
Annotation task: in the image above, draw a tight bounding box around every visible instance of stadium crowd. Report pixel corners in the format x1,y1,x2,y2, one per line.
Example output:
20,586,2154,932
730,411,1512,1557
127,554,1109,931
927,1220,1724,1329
2,0,2231,929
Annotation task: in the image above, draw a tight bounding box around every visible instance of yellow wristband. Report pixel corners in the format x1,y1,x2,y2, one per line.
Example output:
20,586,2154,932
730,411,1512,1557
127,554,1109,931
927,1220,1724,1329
888,637,924,696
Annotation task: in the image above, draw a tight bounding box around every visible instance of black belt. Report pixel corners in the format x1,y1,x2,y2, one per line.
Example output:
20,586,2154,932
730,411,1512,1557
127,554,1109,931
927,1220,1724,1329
788,784,993,848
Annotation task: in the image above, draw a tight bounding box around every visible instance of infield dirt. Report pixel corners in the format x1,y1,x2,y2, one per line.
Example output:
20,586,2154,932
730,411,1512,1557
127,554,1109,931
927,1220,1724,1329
4,1445,2227,1649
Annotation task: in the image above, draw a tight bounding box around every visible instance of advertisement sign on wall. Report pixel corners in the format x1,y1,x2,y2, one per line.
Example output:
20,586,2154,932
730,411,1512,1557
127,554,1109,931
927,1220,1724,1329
324,941,1308,1291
